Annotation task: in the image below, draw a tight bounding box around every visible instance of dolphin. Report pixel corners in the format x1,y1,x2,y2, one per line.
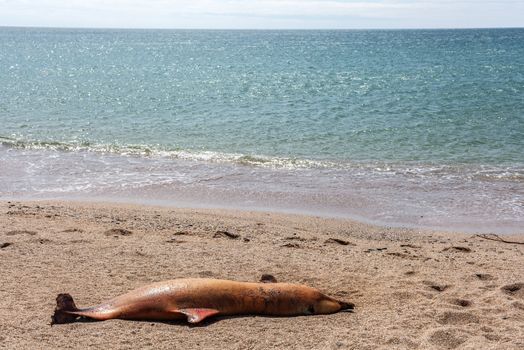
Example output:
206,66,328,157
51,275,354,325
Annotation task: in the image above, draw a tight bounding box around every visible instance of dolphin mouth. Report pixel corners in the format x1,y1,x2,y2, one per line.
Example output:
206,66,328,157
339,301,355,311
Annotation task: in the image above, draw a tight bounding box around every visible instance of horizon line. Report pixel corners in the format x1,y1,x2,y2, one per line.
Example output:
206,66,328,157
1,24,523,31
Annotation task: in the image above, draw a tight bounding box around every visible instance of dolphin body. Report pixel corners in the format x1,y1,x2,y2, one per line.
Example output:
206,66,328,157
51,276,354,325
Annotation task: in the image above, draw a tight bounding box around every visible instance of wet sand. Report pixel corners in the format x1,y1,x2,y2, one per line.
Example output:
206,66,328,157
0,201,523,349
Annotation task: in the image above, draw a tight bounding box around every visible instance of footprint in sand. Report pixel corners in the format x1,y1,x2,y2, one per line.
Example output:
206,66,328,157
431,285,449,292
442,246,472,253
501,283,524,299
282,243,300,248
512,301,524,310
104,228,133,237
475,273,495,281
423,281,450,292
386,336,419,348
428,329,468,349
172,231,190,236
213,230,240,239
324,238,354,246
437,311,479,325
450,298,472,307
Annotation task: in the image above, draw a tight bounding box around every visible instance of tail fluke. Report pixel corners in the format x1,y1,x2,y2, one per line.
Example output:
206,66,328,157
51,293,80,325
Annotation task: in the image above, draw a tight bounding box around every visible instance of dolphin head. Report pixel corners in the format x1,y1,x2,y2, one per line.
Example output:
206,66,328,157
310,295,354,314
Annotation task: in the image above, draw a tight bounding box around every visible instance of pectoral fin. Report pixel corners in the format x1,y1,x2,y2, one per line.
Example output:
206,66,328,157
177,308,220,324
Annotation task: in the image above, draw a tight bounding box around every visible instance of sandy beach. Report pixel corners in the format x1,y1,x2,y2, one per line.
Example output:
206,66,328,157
0,200,522,349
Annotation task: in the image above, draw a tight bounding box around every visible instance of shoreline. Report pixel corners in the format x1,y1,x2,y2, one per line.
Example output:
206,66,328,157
3,195,523,236
1,200,523,349
2,144,522,236
4,146,524,234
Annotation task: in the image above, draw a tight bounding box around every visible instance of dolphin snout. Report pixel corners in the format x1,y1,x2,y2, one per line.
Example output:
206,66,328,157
338,301,355,311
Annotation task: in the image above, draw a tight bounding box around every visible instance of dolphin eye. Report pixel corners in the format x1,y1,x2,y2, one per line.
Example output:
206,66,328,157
307,305,315,314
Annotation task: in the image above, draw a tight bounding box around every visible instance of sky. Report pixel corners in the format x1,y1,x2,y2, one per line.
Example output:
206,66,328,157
0,0,523,29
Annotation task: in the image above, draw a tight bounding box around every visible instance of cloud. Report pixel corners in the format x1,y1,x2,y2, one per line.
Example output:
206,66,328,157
0,0,523,29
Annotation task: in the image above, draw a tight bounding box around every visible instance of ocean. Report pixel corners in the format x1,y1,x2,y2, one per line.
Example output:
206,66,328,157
0,27,523,233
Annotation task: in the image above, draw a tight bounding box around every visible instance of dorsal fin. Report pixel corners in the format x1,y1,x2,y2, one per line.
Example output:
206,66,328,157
260,274,277,283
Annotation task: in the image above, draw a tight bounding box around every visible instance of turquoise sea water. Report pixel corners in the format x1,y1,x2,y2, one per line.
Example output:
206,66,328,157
1,27,523,232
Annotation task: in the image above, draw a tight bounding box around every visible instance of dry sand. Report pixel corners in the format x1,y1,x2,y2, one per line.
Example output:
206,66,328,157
0,200,523,349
